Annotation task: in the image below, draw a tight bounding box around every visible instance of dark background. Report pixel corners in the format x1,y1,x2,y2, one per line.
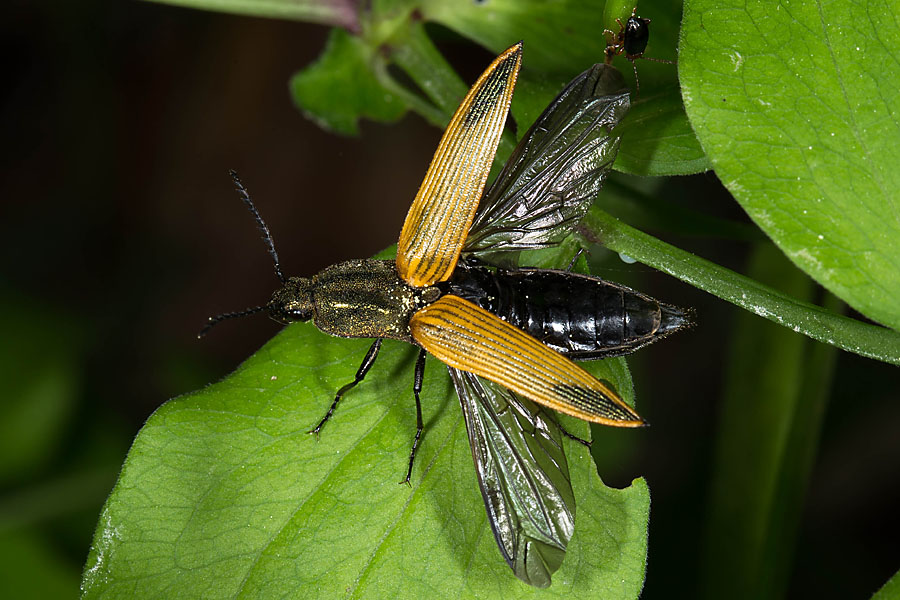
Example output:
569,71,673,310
1,1,897,598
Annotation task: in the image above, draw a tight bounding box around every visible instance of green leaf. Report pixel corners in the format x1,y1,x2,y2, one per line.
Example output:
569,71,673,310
289,28,407,135
614,86,711,175
419,0,707,176
599,175,762,240
872,567,900,600
680,0,900,330
145,0,361,30
82,323,649,598
422,0,611,74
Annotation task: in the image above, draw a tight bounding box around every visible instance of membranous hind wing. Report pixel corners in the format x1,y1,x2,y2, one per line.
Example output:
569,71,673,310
397,43,522,287
449,368,575,588
465,63,629,255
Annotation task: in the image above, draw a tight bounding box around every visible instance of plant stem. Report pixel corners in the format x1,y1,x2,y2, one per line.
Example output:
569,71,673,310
581,206,900,365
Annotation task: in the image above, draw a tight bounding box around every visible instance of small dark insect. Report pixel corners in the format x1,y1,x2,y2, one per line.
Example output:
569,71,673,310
203,44,691,587
604,7,676,96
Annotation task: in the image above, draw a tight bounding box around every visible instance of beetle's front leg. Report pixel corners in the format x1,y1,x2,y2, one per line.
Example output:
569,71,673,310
308,338,382,438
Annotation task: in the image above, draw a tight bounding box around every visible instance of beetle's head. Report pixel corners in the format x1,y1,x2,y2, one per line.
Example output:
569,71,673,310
267,276,314,324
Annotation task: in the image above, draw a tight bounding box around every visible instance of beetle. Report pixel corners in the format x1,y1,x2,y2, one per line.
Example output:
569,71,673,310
203,43,691,587
603,7,676,96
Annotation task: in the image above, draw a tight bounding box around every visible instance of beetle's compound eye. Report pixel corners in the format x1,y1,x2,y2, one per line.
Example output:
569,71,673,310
267,277,314,323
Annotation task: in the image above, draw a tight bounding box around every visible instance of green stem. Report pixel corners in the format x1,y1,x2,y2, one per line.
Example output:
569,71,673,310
371,64,447,129
389,23,468,118
582,206,900,365
381,23,518,155
365,21,467,130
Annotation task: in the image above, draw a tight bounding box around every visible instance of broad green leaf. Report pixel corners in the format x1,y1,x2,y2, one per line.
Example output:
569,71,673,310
82,323,649,598
680,0,900,330
289,28,407,135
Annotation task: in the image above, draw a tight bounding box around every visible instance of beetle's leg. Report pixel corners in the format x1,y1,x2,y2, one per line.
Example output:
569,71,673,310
556,418,592,448
515,406,592,448
308,338,382,438
565,248,589,272
401,348,427,485
458,254,492,269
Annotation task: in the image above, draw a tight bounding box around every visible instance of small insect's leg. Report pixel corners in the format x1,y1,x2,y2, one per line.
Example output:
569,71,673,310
565,248,589,272
642,55,677,65
401,348,427,486
631,59,641,98
556,419,592,448
604,47,617,65
308,338,383,438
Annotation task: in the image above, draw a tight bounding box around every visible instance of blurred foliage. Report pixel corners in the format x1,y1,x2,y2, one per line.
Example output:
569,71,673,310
0,291,125,599
701,243,836,599
3,0,898,598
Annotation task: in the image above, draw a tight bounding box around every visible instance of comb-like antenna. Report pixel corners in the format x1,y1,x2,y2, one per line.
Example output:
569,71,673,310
198,305,268,339
229,169,285,284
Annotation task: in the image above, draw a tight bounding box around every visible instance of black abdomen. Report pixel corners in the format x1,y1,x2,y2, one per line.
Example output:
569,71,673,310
448,263,690,359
